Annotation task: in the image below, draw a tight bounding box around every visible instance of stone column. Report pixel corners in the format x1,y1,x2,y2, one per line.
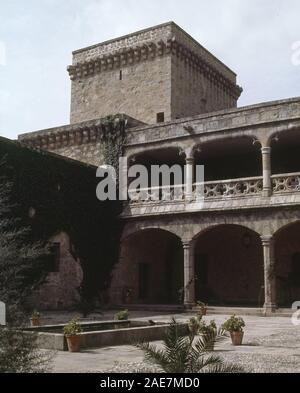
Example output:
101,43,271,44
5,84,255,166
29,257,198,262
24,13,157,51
182,240,195,308
261,236,277,314
185,157,194,201
261,147,272,197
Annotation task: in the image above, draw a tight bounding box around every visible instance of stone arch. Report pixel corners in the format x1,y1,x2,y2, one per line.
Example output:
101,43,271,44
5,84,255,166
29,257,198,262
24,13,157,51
193,134,261,181
192,224,264,306
268,121,300,142
126,144,185,164
266,211,300,236
111,227,184,305
273,219,300,238
270,125,300,175
273,220,300,306
192,222,262,243
121,223,183,243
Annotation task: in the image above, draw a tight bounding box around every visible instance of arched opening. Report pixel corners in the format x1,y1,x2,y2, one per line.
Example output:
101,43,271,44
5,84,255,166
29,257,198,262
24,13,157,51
271,129,300,174
274,221,300,307
194,137,261,181
129,147,185,188
193,225,264,306
110,229,183,305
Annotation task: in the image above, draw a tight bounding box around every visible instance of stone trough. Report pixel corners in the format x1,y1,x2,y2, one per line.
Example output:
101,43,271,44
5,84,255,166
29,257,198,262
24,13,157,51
24,320,189,351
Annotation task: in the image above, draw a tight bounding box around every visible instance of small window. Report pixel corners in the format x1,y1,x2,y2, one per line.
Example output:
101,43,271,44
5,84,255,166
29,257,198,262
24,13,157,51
119,70,122,80
49,242,60,273
156,112,165,123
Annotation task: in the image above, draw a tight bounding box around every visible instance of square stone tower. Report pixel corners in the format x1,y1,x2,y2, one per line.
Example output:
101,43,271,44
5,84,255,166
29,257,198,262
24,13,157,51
68,22,242,125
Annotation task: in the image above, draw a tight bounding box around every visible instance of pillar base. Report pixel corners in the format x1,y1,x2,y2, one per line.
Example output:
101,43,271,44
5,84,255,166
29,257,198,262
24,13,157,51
184,302,195,310
263,303,277,315
262,188,272,197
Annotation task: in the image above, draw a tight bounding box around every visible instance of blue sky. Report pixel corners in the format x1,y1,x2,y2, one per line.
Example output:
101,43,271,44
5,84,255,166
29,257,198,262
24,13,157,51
0,0,300,139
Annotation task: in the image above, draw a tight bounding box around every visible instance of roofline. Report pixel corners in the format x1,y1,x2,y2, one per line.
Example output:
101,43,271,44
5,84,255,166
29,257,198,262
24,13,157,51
72,21,236,77
72,21,174,55
128,96,300,133
0,136,97,170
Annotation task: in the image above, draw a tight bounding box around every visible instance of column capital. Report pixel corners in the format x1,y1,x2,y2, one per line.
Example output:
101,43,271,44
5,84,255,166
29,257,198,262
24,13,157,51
185,157,194,164
180,146,197,160
261,146,272,154
182,239,192,249
261,235,273,245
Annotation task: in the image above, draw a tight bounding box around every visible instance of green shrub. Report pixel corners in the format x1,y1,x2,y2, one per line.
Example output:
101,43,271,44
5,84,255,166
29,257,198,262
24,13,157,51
114,309,129,321
63,319,83,336
198,319,217,335
189,315,217,336
31,310,40,319
222,315,245,333
196,301,208,308
136,318,244,373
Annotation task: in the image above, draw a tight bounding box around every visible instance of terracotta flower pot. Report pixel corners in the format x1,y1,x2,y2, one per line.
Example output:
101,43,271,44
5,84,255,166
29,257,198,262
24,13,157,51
201,307,207,316
66,335,81,352
230,331,244,346
30,317,40,327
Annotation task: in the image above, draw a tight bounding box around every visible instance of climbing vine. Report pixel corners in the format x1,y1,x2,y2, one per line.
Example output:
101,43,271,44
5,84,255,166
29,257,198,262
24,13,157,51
101,114,126,179
0,117,125,311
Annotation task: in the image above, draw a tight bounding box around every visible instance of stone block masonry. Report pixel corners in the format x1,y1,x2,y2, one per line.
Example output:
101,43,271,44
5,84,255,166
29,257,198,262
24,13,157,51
68,22,242,125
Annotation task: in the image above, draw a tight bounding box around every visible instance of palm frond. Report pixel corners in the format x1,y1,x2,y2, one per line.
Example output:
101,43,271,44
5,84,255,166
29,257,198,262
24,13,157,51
136,318,243,374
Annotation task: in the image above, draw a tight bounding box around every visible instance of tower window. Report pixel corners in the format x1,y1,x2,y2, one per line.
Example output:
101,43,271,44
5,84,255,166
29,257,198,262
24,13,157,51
49,242,60,273
156,112,165,123
119,70,122,80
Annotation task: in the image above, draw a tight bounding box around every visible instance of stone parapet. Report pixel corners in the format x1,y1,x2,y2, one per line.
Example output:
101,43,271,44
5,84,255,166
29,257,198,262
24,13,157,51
18,114,141,151
68,36,241,100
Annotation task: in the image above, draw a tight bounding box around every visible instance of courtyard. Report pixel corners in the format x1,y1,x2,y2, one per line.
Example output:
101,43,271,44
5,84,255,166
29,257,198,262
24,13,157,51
44,311,300,373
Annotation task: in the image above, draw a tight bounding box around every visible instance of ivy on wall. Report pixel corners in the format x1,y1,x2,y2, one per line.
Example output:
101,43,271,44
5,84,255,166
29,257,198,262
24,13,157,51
0,117,125,310
101,114,126,177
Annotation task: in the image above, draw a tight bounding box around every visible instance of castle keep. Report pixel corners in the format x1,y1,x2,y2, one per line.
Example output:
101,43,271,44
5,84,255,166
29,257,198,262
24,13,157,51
68,22,242,124
18,22,300,314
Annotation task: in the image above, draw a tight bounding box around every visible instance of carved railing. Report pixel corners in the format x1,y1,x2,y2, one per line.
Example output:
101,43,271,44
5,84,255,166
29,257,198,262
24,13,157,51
128,177,264,204
204,176,263,199
272,172,300,194
127,173,300,206
129,184,186,204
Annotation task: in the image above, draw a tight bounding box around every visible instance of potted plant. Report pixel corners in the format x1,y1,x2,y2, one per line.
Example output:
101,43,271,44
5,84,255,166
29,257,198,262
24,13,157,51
30,310,41,327
188,316,217,350
222,315,245,346
114,309,129,321
196,301,208,316
63,319,83,352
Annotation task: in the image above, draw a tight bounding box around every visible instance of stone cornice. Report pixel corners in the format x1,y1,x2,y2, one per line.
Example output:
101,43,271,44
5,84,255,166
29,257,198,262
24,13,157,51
18,116,130,151
67,37,242,100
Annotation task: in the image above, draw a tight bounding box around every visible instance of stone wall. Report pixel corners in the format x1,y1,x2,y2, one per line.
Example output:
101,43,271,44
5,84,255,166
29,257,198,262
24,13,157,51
72,23,173,64
68,22,241,125
110,230,183,305
194,225,264,305
29,232,83,310
171,54,235,120
18,115,138,167
70,56,172,125
53,142,105,167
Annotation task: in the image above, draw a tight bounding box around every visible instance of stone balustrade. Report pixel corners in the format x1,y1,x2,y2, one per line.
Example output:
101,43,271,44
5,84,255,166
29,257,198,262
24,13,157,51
128,177,265,205
204,176,263,199
272,172,300,194
129,184,186,204
128,173,300,205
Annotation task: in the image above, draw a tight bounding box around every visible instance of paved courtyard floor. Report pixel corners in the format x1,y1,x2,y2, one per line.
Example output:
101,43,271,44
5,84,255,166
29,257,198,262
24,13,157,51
47,311,300,373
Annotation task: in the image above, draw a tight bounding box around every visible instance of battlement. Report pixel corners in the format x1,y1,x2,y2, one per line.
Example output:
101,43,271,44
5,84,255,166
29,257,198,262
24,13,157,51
70,22,236,83
68,22,242,125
